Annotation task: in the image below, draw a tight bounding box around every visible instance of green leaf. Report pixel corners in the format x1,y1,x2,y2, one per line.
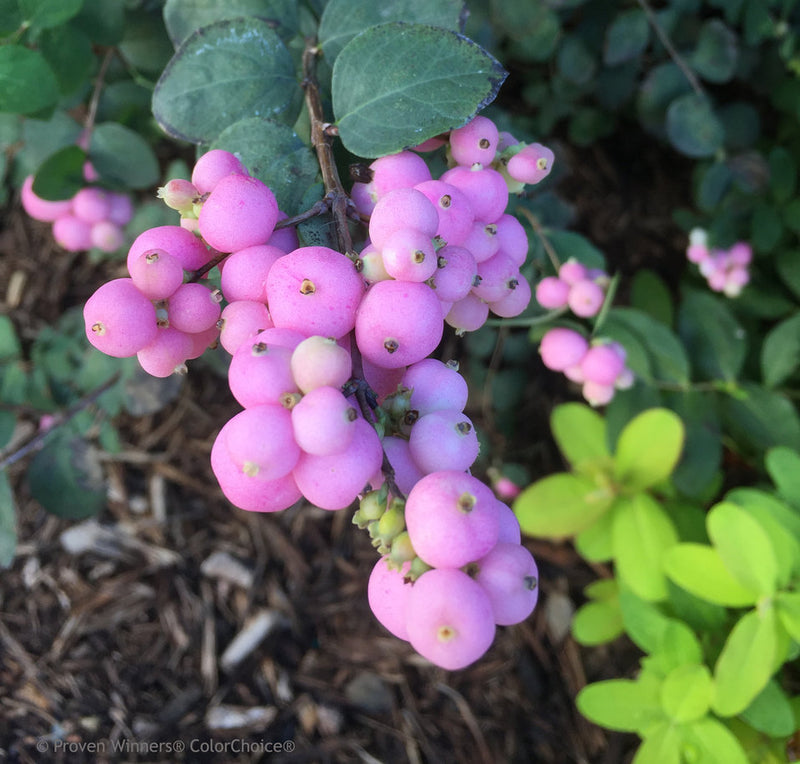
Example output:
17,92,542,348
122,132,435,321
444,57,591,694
0,45,59,117
550,403,610,471
577,678,663,734
164,0,300,47
545,230,606,270
572,600,624,646
691,18,738,83
618,588,672,654
736,501,800,590
513,472,614,539
31,146,86,201
613,408,685,491
612,494,678,602
0,411,15,448
73,0,125,45
40,23,95,95
761,313,800,388
575,505,615,562
678,291,746,381
0,315,21,362
649,620,704,676
27,435,106,520
89,123,160,189
663,543,760,607
769,147,797,203
630,269,674,327
740,679,796,738
556,35,595,86
319,0,463,63
721,382,800,455
602,308,690,386
718,102,760,151
775,249,800,301
332,22,506,158
696,161,732,211
0,470,17,568
660,664,712,723
211,118,319,216
603,9,649,66
633,722,681,764
712,608,779,717
707,502,779,597
666,93,724,158
751,200,783,253
637,62,692,136
681,718,749,764
765,447,800,507
153,17,298,144
117,11,175,76
19,0,83,30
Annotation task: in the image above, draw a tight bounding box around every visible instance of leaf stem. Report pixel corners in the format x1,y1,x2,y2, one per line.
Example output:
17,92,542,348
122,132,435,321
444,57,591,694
84,48,116,143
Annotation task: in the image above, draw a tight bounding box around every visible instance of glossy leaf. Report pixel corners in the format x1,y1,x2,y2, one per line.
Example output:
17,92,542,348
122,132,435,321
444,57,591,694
666,94,724,158
164,0,299,47
761,313,800,388
40,23,95,95
612,494,678,601
663,543,760,607
211,118,319,216
613,408,685,491
153,18,298,144
740,679,796,738
332,22,506,158
0,46,59,117
0,471,16,568
712,608,779,717
513,473,614,539
73,0,125,45
707,502,778,597
19,0,82,30
545,230,606,270
319,0,463,63
32,146,86,201
550,403,610,471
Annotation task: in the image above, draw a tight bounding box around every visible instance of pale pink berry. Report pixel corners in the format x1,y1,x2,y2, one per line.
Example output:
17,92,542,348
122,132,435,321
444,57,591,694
402,358,469,416
129,248,185,300
450,115,499,166
53,214,92,251
568,279,605,318
583,380,616,407
369,151,432,197
137,327,192,377
219,244,284,303
291,385,358,456
535,276,569,309
558,259,588,285
540,328,588,371
445,293,489,333
191,149,247,194
489,273,531,318
290,335,352,393
506,143,555,185
431,245,478,303
368,558,412,641
90,221,125,253
414,179,475,246
72,187,111,224
228,336,298,409
167,283,221,333
127,225,211,272
219,300,273,355
408,409,480,473
473,542,539,626
440,165,508,223
224,404,300,481
581,344,626,386
368,188,439,250
84,278,158,357
380,227,437,282
20,175,72,221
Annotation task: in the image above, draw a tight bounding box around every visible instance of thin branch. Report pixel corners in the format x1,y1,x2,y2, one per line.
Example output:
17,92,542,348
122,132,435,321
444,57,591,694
635,0,705,98
84,48,116,141
0,372,121,470
516,208,561,272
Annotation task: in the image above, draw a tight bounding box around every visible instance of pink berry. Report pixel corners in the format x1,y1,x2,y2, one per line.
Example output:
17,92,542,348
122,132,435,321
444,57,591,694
568,279,605,318
167,283,221,333
84,278,158,357
408,409,480,473
191,149,247,194
473,542,539,626
539,328,588,371
137,327,192,377
445,293,489,333
449,115,499,166
431,245,478,303
129,248,185,300
290,335,352,393
368,188,439,250
489,274,531,318
228,336,298,409
581,344,626,386
369,151,432,197
127,225,211,272
405,568,495,670
220,244,284,303
219,300,273,355
53,214,93,251
380,227,437,282
368,558,412,641
401,358,469,416
440,165,508,223
20,175,71,222
291,385,358,456
90,221,125,253
583,380,616,407
414,179,475,246
535,276,569,309
72,187,111,224
507,143,555,185
224,404,300,481
558,259,588,285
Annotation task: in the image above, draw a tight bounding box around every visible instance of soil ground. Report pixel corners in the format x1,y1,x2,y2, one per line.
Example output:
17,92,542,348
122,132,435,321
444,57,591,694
0,129,689,764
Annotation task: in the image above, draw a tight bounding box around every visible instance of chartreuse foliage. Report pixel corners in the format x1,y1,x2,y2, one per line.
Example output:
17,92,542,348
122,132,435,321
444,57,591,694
517,403,800,761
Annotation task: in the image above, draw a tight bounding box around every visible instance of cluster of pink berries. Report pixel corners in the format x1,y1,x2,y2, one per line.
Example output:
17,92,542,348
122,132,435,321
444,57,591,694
21,175,133,253
350,115,554,336
539,328,633,407
534,259,610,317
366,470,538,670
686,228,751,298
82,112,547,669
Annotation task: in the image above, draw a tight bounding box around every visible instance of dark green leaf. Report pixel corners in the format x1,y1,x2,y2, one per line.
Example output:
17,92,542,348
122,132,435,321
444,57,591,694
27,435,106,519
637,62,692,136
666,94,724,158
603,9,649,66
40,23,95,95
118,12,175,76
0,411,15,448
741,680,796,738
0,471,16,568
678,291,745,381
630,269,673,327
19,0,82,30
721,382,800,455
751,200,783,253
490,0,560,59
0,315,21,362
73,0,126,45
691,19,738,83
153,18,298,144
0,46,59,117
775,249,800,301
696,161,732,211
718,102,760,150
761,313,800,388
545,230,606,270
297,182,336,248
768,147,796,202
319,0,463,63
333,22,506,158
31,146,86,201
556,35,595,86
603,308,690,385
164,0,299,47
211,118,319,216
89,123,160,189
14,110,82,183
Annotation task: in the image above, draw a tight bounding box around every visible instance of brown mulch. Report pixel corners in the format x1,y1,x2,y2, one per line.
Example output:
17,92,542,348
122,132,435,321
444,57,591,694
0,136,671,764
